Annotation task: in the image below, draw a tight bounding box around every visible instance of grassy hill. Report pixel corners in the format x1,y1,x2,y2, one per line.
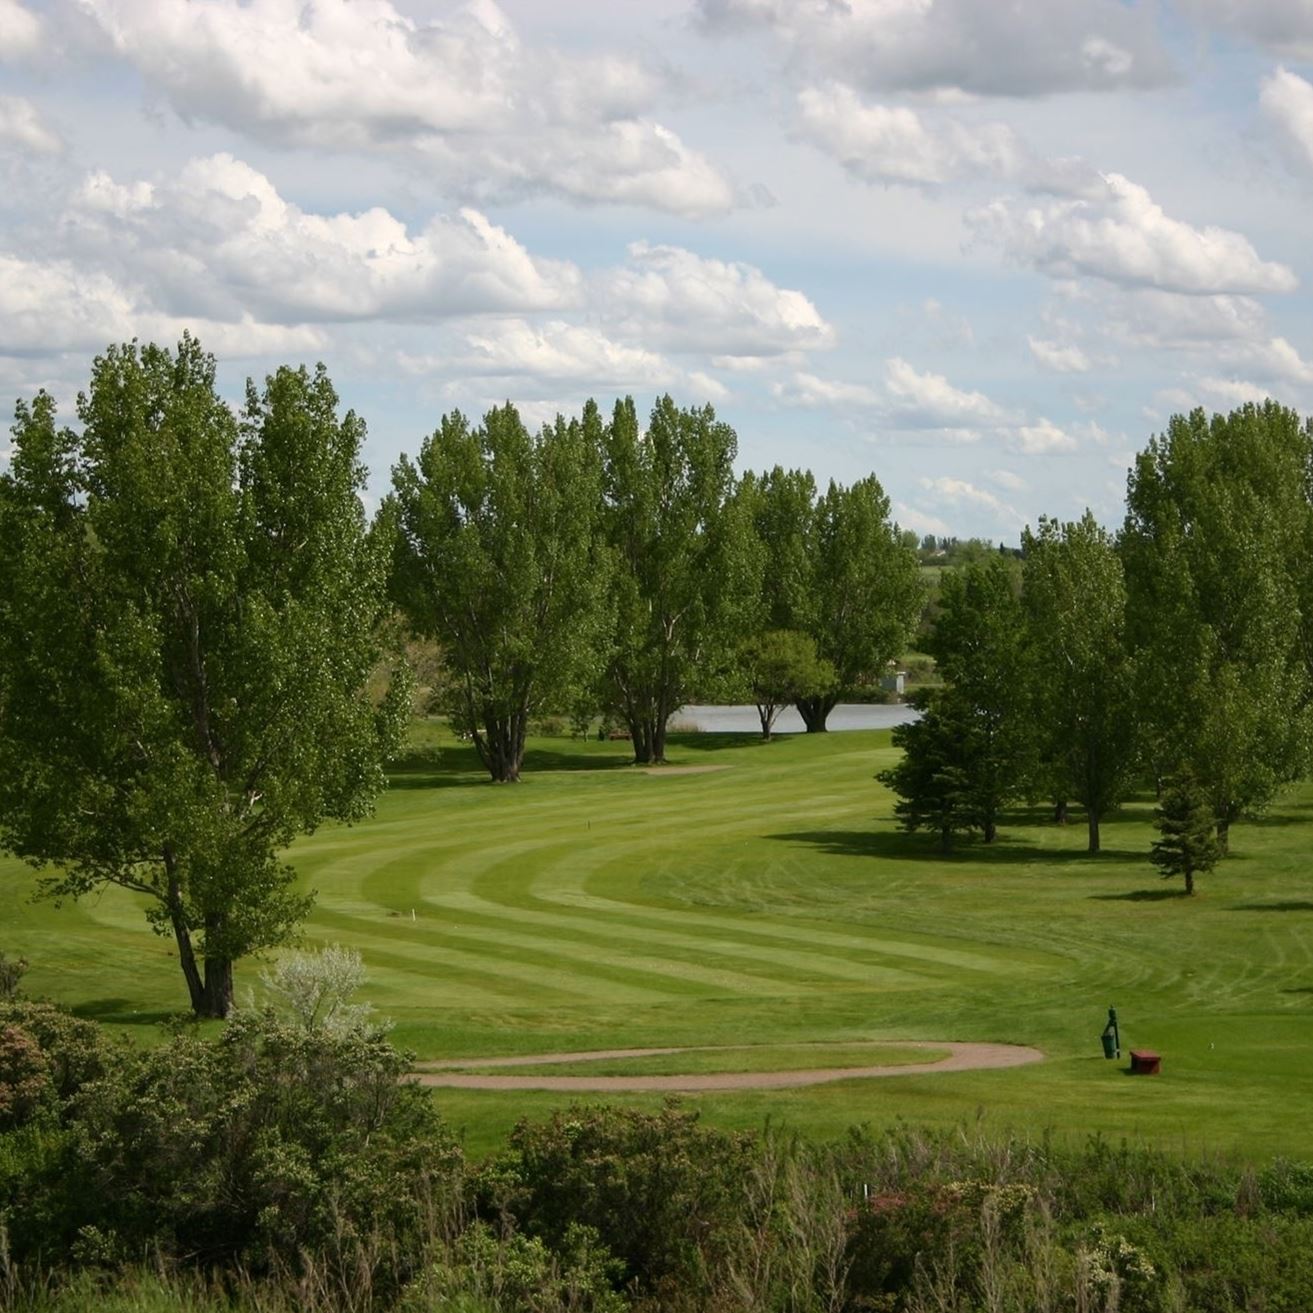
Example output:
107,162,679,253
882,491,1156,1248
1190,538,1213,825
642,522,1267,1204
5,722,1312,1157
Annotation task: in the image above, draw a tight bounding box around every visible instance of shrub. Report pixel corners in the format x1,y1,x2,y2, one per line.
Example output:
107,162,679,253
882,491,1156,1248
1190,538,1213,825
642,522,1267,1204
0,955,28,1002
472,1103,754,1303
257,944,387,1036
2,1012,462,1292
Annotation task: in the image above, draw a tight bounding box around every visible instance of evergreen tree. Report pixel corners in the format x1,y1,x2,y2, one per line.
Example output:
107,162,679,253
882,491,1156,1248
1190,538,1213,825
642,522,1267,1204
879,688,979,852
1150,772,1221,895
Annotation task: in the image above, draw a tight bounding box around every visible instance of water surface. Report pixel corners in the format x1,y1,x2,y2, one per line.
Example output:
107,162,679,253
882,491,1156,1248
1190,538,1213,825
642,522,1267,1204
675,703,918,734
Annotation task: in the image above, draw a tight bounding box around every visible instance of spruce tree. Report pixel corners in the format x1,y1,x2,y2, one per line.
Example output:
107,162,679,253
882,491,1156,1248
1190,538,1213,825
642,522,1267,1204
1150,772,1221,895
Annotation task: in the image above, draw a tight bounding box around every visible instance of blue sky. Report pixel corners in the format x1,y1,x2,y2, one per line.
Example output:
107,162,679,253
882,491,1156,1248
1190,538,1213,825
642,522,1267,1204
3,0,1313,539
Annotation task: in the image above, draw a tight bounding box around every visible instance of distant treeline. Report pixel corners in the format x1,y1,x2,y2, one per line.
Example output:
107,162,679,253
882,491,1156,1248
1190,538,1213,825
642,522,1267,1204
386,397,924,777
884,402,1313,866
5,999,1313,1313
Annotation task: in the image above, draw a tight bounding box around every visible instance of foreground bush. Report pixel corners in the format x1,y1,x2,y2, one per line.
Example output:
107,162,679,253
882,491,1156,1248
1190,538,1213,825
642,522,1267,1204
6,1008,1313,1312
0,1005,461,1295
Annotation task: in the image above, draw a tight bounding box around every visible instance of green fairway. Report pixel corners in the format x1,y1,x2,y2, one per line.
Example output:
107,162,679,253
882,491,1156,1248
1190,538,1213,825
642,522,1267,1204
4,723,1313,1158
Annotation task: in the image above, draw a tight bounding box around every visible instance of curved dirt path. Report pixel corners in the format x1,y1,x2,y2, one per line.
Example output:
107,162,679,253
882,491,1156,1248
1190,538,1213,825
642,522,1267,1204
411,1041,1044,1093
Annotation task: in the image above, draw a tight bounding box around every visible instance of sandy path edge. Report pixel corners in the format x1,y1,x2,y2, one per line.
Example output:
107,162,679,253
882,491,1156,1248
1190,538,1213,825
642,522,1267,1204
409,1041,1044,1093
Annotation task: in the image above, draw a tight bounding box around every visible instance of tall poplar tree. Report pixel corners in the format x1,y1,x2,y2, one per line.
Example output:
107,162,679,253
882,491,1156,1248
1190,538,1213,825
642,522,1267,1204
389,402,610,783
1022,512,1137,853
601,396,760,764
1122,402,1313,850
0,340,404,1017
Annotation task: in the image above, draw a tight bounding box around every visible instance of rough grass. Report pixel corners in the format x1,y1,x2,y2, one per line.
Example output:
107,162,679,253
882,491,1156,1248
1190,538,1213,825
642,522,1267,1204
5,721,1313,1158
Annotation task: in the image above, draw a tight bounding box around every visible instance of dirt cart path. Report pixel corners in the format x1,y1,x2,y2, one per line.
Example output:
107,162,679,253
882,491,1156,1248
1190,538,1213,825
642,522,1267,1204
410,1041,1044,1093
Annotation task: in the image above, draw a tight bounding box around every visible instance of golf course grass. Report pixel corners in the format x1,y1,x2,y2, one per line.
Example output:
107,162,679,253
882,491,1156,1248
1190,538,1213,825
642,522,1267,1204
4,722,1313,1158
441,1043,948,1077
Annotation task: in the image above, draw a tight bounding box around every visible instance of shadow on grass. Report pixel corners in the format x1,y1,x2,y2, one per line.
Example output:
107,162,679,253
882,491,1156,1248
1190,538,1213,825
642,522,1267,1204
665,731,769,755
1089,889,1188,902
768,827,1141,864
1229,901,1313,912
71,998,180,1026
387,742,637,789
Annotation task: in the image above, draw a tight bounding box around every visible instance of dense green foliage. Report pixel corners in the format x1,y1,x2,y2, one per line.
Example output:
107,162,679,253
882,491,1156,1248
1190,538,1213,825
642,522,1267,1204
389,402,610,781
743,468,924,732
1022,513,1137,853
599,396,760,765
1122,402,1313,850
738,629,837,739
1150,772,1221,896
6,1008,1313,1312
0,340,405,1016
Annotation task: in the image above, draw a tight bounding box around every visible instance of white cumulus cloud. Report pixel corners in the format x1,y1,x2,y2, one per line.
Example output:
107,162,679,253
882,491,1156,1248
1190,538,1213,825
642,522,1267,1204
970,173,1297,295
1262,67,1313,176
69,0,734,216
920,475,1021,525
65,155,583,325
884,356,1005,429
0,254,326,357
794,83,1025,186
1028,336,1091,373
1012,418,1078,454
599,242,836,357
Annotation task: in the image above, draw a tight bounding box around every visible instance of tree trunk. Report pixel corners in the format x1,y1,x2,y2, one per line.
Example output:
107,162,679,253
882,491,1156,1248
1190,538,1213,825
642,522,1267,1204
795,694,838,733
474,708,527,782
983,816,997,844
202,955,234,1018
757,703,775,742
630,717,654,764
164,851,206,1016
1215,818,1230,855
1087,812,1100,854
1053,799,1068,825
939,823,953,854
650,713,669,765
1184,867,1195,896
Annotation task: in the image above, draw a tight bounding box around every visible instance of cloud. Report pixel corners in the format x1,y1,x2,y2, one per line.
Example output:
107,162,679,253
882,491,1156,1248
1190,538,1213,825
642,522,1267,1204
1101,288,1268,349
0,96,61,153
71,0,734,216
0,254,326,357
598,242,835,356
772,371,881,408
919,475,1021,525
65,155,583,324
1180,0,1313,57
893,501,953,537
884,356,1005,429
970,173,1297,295
1028,335,1091,373
794,83,1025,186
0,0,39,59
1012,418,1078,454
1262,67,1313,176
1198,377,1273,406
988,468,1028,492
695,0,1172,97
456,319,677,389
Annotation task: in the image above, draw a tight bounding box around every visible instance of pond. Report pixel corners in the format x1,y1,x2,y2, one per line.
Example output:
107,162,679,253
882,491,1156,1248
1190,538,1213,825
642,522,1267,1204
674,703,919,734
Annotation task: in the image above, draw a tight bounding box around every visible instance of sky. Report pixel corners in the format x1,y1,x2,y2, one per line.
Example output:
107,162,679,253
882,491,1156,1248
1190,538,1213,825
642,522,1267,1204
3,0,1313,540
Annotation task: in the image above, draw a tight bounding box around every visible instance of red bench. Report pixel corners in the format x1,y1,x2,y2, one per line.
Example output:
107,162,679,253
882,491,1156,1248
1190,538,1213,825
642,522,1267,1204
1130,1049,1161,1076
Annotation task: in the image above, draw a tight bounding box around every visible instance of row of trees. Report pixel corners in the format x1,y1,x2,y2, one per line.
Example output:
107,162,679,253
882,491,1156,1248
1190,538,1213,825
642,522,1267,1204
883,401,1313,875
0,340,924,1014
388,398,924,779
